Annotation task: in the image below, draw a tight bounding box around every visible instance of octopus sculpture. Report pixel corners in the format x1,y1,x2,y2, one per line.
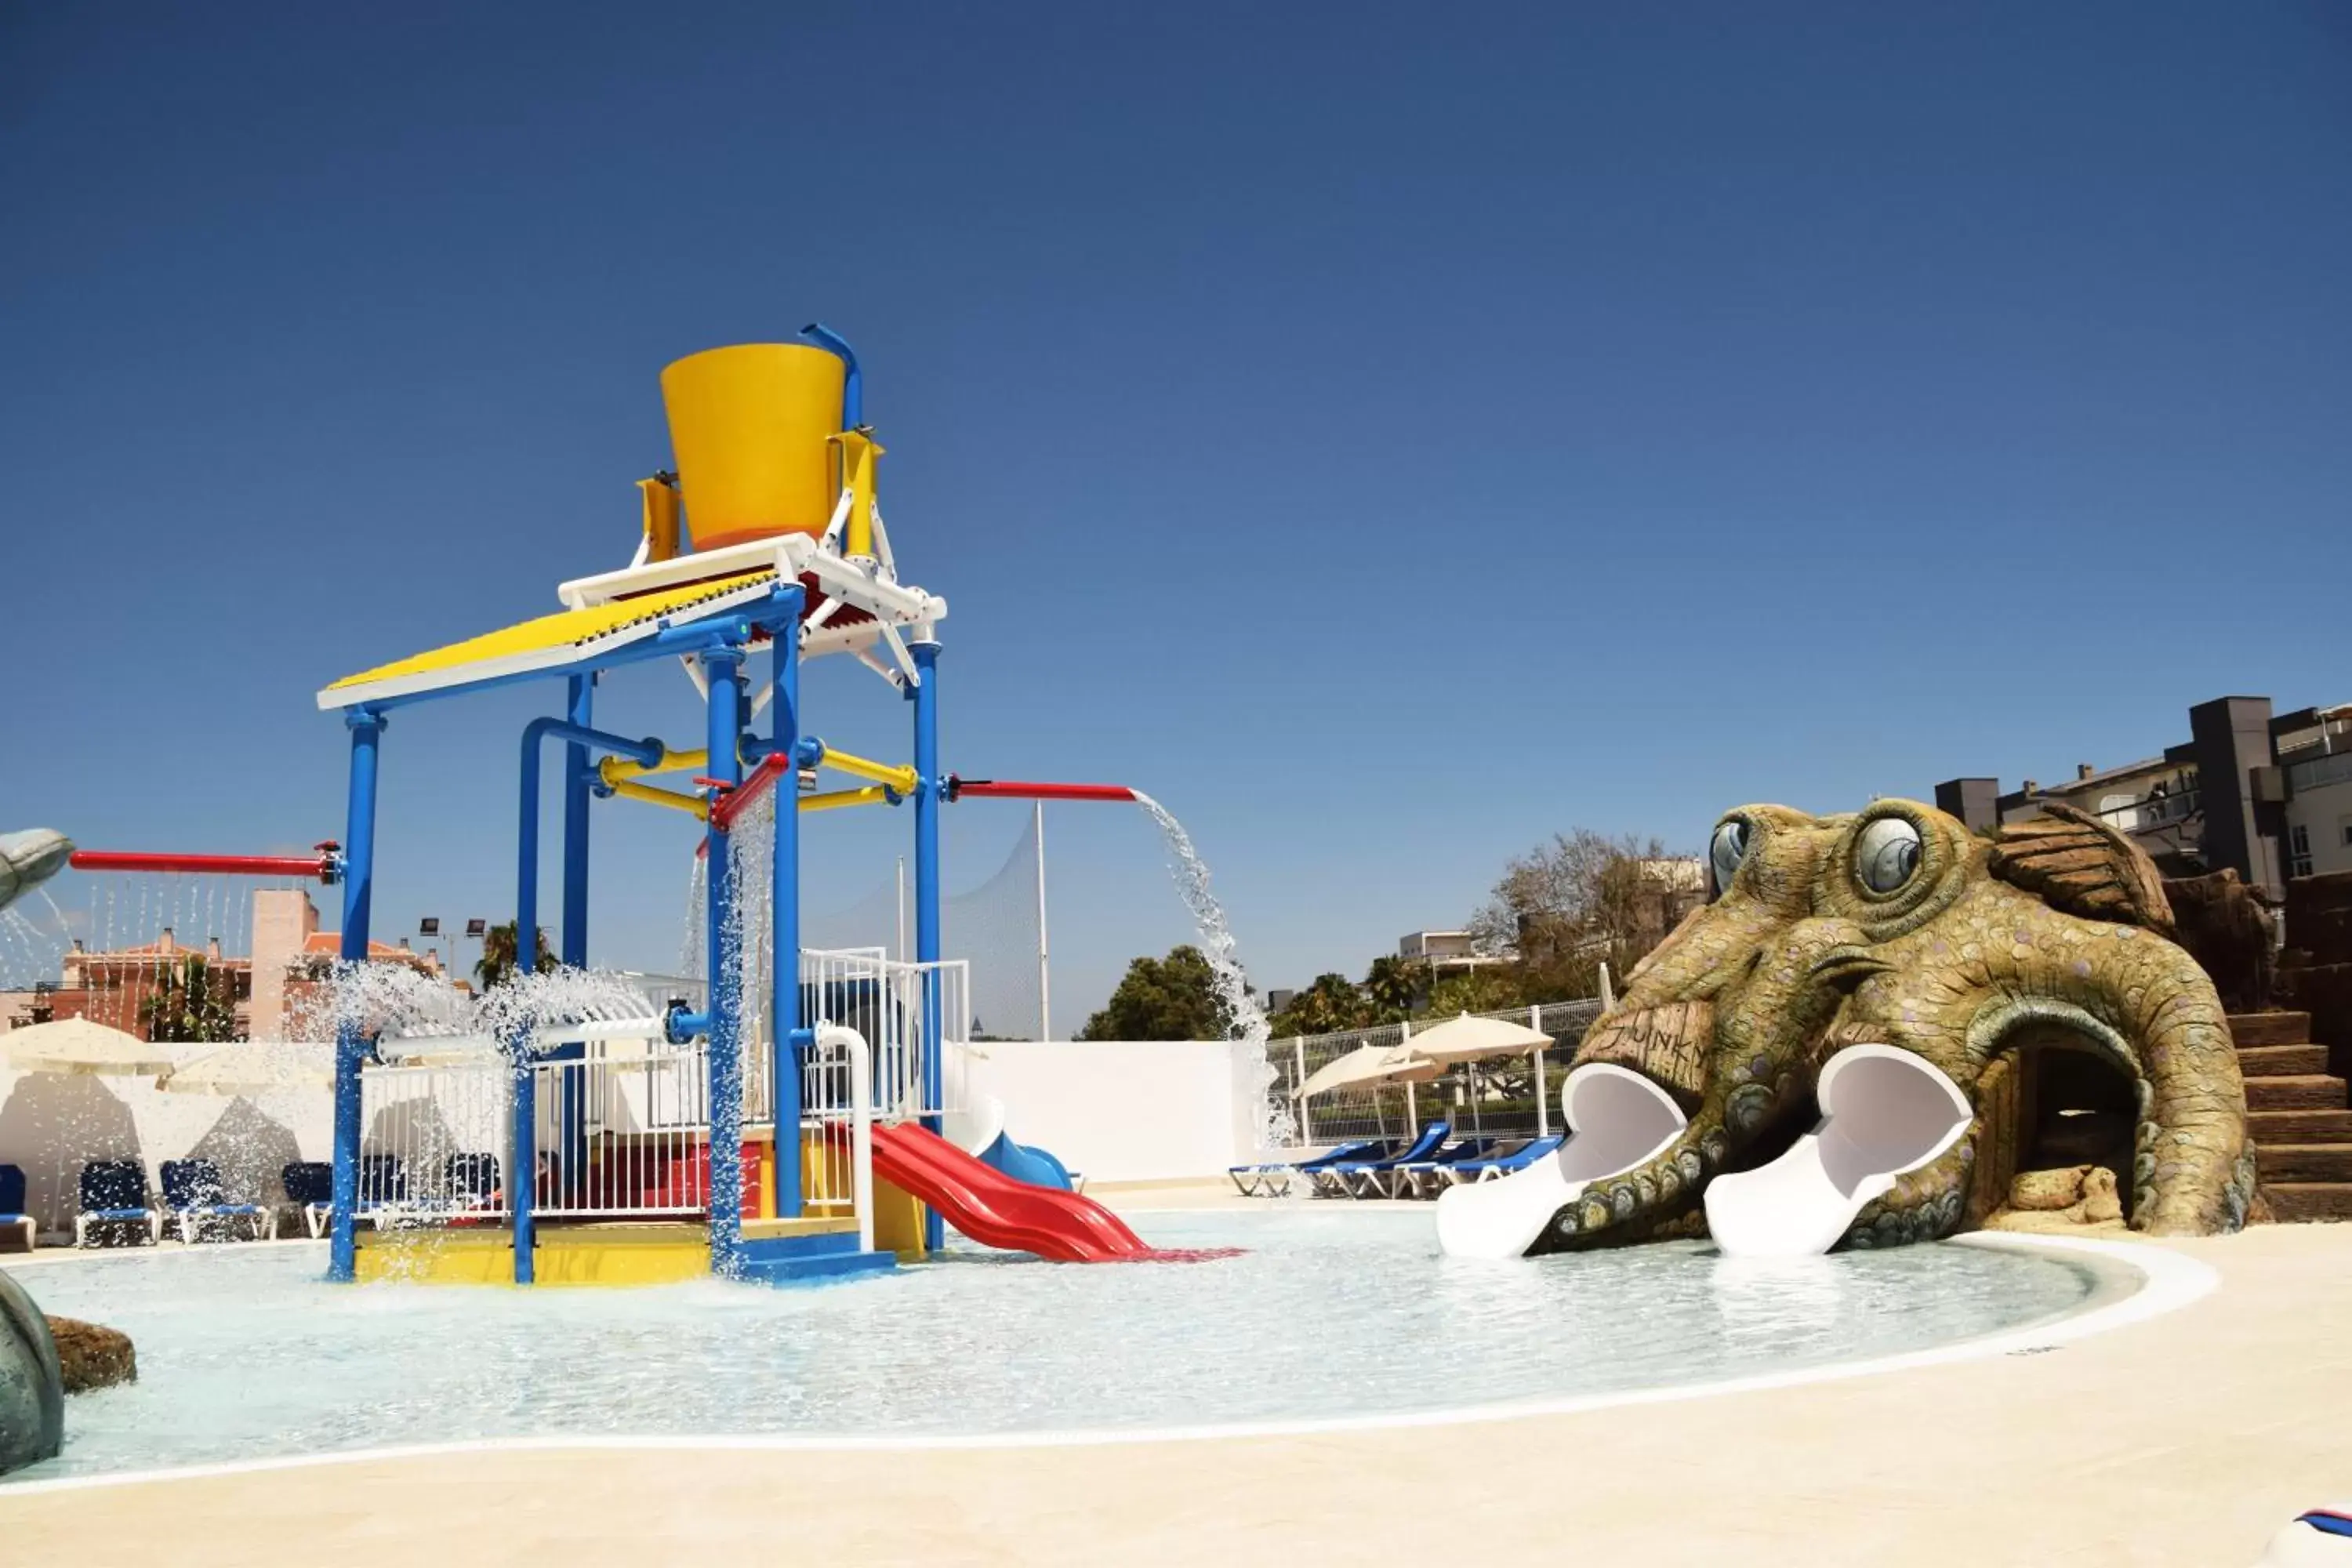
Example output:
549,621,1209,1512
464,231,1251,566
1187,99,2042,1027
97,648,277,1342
1509,799,2252,1254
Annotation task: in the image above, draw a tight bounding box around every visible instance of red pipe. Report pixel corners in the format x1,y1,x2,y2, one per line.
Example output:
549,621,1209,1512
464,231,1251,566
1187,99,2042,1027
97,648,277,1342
711,753,793,835
69,848,339,882
949,779,1137,803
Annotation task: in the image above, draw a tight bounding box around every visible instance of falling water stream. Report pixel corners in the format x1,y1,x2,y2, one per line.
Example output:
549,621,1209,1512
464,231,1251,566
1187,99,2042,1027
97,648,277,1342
1130,792,1293,1151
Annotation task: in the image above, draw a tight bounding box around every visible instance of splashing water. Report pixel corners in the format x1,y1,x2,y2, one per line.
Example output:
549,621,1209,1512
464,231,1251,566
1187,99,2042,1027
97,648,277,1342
1129,792,1293,1151
299,961,662,1058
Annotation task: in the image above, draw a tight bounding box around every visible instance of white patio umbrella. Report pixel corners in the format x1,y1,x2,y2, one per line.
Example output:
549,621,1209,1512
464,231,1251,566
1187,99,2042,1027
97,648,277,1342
159,1041,335,1095
0,1018,176,1077
1291,1042,1441,1100
1398,1011,1553,1066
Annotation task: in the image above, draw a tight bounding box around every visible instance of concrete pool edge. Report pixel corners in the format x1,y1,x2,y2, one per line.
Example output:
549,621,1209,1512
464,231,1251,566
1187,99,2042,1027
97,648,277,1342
0,1226,2212,1497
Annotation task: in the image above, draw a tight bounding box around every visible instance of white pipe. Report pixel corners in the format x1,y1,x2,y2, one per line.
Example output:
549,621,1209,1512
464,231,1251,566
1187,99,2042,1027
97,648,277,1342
1531,1004,1549,1137
818,1022,877,1256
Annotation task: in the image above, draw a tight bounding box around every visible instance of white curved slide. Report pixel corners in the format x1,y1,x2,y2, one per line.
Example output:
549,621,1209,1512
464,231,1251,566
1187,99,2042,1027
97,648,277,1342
1436,1064,1689,1259
1703,1043,1973,1260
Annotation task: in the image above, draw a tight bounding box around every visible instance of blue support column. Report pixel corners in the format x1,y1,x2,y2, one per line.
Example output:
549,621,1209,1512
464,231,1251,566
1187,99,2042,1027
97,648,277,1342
909,637,944,1252
328,710,384,1283
771,602,805,1218
511,727,544,1285
511,713,661,1287
556,673,593,1209
703,648,747,1274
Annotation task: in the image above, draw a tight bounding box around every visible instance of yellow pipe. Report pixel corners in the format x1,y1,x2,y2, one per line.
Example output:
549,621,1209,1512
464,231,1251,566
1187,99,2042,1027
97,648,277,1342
601,749,707,785
812,744,918,794
605,777,710,821
637,476,681,563
828,429,883,558
800,786,894,814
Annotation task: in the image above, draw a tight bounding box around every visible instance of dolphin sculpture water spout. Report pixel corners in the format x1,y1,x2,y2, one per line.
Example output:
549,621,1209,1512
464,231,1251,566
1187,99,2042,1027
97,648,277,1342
0,829,73,916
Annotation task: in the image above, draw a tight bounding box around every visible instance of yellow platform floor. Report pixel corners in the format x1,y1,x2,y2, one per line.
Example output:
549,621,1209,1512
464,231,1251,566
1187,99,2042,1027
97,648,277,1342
353,1214,858,1287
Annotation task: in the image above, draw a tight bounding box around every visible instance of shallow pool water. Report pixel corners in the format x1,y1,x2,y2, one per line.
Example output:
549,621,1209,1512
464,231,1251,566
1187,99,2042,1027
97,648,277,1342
7,1208,2125,1480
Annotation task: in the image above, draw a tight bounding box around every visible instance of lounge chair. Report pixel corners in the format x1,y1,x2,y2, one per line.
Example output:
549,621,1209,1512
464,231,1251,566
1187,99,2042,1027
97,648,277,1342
0,1164,35,1251
1443,1132,1565,1184
441,1152,502,1218
74,1160,161,1247
1389,1137,1501,1199
162,1158,276,1243
357,1153,408,1226
1315,1121,1451,1198
1228,1138,1391,1197
282,1161,333,1238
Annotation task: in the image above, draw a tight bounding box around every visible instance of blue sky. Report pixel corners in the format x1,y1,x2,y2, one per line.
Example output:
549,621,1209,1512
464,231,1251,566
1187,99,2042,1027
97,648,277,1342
3,3,2347,1024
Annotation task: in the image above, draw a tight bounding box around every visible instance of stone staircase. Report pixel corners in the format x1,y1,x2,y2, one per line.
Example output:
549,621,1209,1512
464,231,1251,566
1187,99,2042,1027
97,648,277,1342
2237,1011,2352,1222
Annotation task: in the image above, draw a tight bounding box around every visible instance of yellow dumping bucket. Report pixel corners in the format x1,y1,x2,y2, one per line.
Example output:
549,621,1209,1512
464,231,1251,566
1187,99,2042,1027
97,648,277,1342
660,343,847,552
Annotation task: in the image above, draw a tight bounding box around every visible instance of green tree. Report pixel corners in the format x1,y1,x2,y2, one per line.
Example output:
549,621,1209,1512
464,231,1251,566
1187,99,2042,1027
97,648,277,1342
1267,972,1370,1038
1076,946,1236,1040
140,954,241,1044
1424,966,1524,1018
1359,954,1422,1022
475,920,556,993
1467,827,1700,1001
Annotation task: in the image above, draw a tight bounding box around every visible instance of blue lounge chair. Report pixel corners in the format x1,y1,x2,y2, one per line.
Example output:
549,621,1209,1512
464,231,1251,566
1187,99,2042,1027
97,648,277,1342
1389,1137,1499,1199
0,1163,34,1251
162,1158,274,1243
1443,1133,1566,1184
1229,1138,1392,1197
441,1152,502,1212
74,1160,160,1247
357,1154,408,1226
1316,1121,1451,1198
282,1161,333,1238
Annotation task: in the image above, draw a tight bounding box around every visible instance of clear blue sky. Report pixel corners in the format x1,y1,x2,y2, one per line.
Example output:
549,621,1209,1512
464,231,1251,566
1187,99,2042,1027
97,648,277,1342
3,3,2347,1023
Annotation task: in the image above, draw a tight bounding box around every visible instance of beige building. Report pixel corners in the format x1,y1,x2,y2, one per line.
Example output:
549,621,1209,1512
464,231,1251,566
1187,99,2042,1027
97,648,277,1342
0,887,441,1040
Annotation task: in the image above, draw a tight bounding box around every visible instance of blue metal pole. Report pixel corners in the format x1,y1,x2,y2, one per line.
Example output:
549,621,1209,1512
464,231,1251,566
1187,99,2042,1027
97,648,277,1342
771,603,804,1219
328,709,383,1283
798,323,862,427
703,648,746,1274
556,674,593,1214
511,723,544,1286
909,637,944,1252
505,712,661,1287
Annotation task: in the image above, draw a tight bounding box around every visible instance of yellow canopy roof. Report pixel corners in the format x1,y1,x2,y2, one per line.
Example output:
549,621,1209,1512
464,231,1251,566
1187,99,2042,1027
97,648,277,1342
318,571,779,710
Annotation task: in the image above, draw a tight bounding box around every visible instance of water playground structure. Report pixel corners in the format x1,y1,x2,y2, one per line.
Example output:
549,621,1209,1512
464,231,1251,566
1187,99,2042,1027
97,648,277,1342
274,325,1184,1285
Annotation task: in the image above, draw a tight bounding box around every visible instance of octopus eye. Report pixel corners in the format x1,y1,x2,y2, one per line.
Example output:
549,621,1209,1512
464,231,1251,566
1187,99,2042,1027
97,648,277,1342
1855,818,1923,894
1709,820,1750,898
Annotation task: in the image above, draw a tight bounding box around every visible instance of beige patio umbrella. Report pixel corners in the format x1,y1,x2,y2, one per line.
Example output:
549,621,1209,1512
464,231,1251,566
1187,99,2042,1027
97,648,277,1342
1,1018,176,1077
159,1041,334,1095
1292,1042,1441,1100
1398,1011,1553,1066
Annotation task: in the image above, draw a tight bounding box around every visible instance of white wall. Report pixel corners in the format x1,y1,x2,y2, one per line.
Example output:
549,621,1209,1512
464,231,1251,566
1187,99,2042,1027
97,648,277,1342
0,1058,332,1233
955,1040,1265,1183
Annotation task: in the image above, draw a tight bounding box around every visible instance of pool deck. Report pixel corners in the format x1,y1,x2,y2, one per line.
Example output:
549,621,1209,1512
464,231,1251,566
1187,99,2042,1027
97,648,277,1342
5,1184,2349,1566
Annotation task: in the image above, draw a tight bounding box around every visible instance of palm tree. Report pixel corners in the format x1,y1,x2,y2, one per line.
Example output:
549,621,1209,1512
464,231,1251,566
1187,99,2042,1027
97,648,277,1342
474,920,554,992
1360,955,1421,1022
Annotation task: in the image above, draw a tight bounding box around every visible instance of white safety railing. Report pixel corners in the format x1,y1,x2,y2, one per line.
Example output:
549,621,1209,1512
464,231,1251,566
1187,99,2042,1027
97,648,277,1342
532,1040,720,1218
355,1058,515,1224
354,955,960,1238
800,947,968,1121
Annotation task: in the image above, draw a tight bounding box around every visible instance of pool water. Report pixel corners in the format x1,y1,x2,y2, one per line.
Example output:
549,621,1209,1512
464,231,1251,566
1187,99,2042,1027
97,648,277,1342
7,1208,2125,1480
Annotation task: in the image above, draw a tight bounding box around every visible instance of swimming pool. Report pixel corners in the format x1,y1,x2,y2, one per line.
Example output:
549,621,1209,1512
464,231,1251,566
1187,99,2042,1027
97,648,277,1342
7,1207,2140,1482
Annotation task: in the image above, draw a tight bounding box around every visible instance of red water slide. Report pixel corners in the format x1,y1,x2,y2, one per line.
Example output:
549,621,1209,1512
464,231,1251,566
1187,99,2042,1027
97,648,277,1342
868,1122,1153,1263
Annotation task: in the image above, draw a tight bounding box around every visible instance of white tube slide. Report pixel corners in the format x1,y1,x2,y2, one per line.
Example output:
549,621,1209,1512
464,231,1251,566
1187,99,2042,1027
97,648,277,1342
1436,1063,1689,1259
1703,1043,1973,1260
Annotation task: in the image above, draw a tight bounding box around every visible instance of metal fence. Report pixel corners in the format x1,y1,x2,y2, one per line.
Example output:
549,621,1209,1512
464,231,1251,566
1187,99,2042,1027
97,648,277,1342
1261,999,1605,1151
354,951,960,1226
